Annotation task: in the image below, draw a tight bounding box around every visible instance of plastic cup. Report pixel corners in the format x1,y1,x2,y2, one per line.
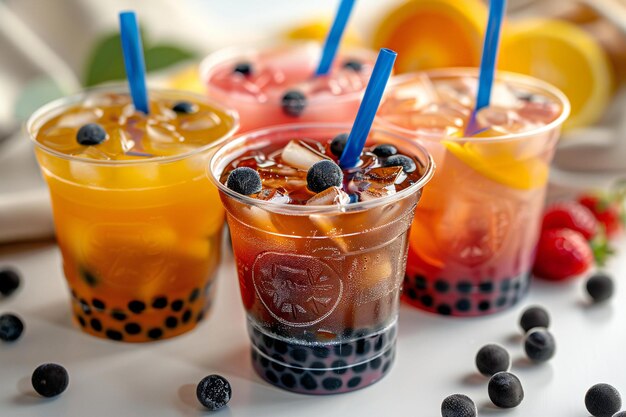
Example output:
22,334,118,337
27,86,238,342
200,42,377,132
209,124,434,394
377,68,570,317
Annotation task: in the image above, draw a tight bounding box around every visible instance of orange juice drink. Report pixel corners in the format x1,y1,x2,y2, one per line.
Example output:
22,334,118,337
28,87,238,341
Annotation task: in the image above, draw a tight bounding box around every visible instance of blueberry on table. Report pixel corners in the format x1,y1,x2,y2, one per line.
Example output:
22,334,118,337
519,305,550,332
343,60,363,72
372,144,397,158
488,372,524,408
585,383,622,417
0,313,24,342
524,328,556,362
172,101,197,114
307,160,343,193
233,62,253,76
76,123,107,145
330,133,349,158
0,268,20,296
31,363,69,397
196,374,232,411
281,90,307,117
475,344,510,376
383,154,416,173
441,394,477,417
586,272,614,303
226,167,262,195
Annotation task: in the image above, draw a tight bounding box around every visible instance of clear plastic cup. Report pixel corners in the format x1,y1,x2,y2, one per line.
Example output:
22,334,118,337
377,68,570,317
209,124,434,394
27,86,238,342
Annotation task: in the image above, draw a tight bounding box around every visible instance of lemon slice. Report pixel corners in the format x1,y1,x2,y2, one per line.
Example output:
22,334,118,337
373,0,486,73
442,140,549,190
285,18,363,46
165,64,205,94
499,19,613,129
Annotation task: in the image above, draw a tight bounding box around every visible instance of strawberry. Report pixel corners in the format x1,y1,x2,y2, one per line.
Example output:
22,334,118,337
533,228,593,282
578,193,624,239
542,201,598,240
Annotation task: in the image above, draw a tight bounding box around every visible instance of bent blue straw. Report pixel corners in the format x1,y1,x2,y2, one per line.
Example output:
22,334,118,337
119,11,149,114
315,0,356,76
339,48,397,168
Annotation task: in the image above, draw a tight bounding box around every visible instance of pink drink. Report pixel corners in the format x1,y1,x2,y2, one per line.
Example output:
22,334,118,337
201,42,375,132
377,69,570,317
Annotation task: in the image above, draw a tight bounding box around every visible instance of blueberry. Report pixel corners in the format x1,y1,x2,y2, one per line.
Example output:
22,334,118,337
196,374,232,411
233,62,253,76
475,344,510,376
0,268,20,296
441,394,477,417
76,123,107,145
330,133,349,158
281,90,307,117
307,160,343,193
614,412,626,417
172,101,197,114
585,383,621,417
0,313,24,342
488,372,524,408
31,363,69,397
519,306,550,332
382,154,416,173
372,144,397,158
586,273,614,303
343,60,363,72
524,328,555,362
226,167,262,195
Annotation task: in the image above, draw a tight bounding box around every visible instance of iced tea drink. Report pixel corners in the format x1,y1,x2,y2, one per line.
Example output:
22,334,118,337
377,68,570,316
201,42,376,132
209,124,433,394
28,87,238,341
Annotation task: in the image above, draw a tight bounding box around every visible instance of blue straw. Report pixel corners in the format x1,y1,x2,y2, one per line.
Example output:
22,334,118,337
470,0,507,131
339,48,397,168
119,11,149,114
315,0,356,76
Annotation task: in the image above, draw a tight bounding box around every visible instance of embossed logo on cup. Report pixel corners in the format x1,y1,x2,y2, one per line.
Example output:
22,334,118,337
252,252,343,327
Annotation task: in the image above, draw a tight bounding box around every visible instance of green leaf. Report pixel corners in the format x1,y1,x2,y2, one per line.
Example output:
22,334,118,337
144,45,196,72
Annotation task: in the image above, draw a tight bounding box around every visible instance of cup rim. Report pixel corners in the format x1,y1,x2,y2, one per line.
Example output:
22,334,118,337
208,122,435,215
25,84,240,166
376,67,571,144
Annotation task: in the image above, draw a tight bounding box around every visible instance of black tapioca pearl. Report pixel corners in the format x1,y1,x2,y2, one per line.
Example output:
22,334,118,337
290,365,305,375
384,348,393,358
310,362,326,375
111,311,127,321
437,304,452,315
456,299,471,312
312,346,330,359
182,310,192,324
434,280,450,293
188,288,200,303
124,323,141,335
374,334,386,351
260,356,270,368
370,357,382,370
148,328,163,339
280,373,296,389
79,299,91,315
271,354,286,372
457,281,472,294
513,280,521,290
382,360,392,373
128,300,146,314
259,346,268,356
347,377,362,388
500,279,511,292
90,318,102,332
353,363,367,373
496,296,507,307
196,310,205,323
152,297,168,309
478,301,491,311
331,360,348,375
290,348,307,362
274,340,288,355
262,334,274,349
414,275,427,289
300,373,318,391
171,300,184,312
334,343,353,357
77,316,86,327
265,370,279,384
81,270,98,287
406,288,418,300
342,328,354,338
165,316,178,329
355,339,371,355
92,298,106,311
479,281,494,293
106,330,123,341
420,294,434,307
322,377,342,391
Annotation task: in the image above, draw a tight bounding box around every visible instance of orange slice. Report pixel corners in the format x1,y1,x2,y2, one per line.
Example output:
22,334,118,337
285,18,363,47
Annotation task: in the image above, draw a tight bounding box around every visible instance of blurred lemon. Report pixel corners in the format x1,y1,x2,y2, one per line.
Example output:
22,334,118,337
373,0,486,73
285,18,363,46
165,64,205,94
499,19,613,130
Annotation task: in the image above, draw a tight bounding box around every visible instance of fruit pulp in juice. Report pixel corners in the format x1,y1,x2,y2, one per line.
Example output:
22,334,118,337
32,91,236,341
218,132,428,393
202,43,375,131
378,72,565,316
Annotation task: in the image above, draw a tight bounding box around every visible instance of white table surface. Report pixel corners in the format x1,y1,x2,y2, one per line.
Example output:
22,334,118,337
1,236,625,417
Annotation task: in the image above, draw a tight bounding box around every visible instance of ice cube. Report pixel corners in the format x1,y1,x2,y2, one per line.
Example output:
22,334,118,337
180,112,220,131
70,147,109,183
306,186,350,206
359,187,395,202
281,140,330,170
517,101,561,126
365,166,404,186
146,122,184,144
475,107,530,134
56,109,103,128
256,188,291,204
257,166,307,188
